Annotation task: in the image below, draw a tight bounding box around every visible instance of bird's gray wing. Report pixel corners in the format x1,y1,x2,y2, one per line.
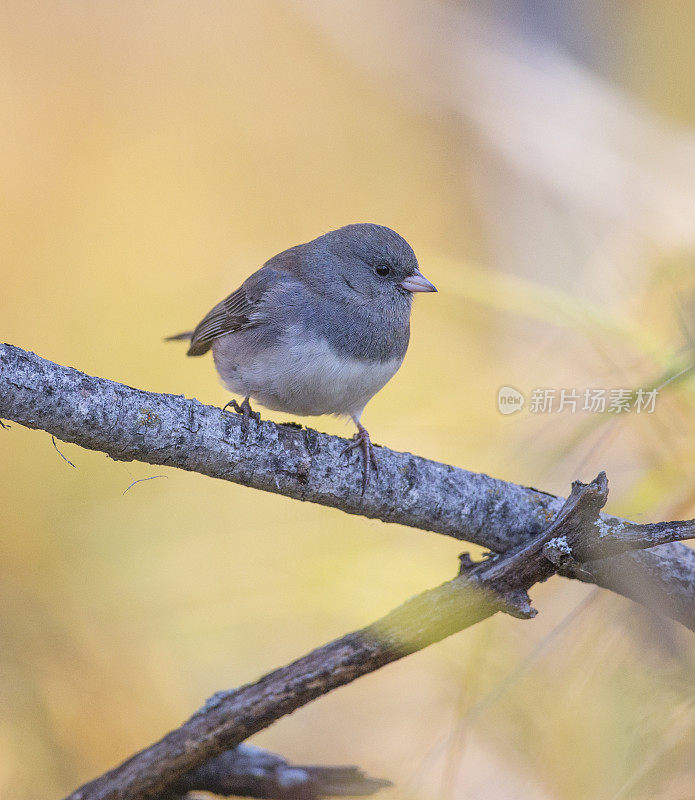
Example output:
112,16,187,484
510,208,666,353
186,267,284,356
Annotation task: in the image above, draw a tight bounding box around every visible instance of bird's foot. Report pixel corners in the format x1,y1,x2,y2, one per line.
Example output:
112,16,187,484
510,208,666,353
223,396,261,437
341,423,378,495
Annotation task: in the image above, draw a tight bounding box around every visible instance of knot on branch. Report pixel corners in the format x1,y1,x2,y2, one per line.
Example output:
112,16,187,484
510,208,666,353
550,472,609,535
457,555,537,619
497,589,537,619
543,536,574,569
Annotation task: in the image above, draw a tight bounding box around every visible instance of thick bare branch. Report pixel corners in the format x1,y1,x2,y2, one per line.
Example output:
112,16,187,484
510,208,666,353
1,343,694,630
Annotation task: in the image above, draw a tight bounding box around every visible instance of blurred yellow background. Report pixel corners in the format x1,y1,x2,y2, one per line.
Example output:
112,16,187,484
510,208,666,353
3,2,695,799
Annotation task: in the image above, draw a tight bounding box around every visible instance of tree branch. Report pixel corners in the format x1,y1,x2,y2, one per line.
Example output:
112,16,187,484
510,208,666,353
67,472,695,800
64,473,612,800
163,744,392,799
3,347,693,800
2,343,694,630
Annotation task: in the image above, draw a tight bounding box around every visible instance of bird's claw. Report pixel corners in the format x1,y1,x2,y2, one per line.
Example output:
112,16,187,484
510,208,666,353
341,425,378,495
223,397,261,436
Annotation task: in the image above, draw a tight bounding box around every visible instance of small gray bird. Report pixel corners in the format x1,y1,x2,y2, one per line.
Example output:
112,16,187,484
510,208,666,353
168,224,436,492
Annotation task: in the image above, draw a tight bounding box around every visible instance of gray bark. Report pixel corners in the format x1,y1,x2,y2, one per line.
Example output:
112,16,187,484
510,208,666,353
1,343,694,630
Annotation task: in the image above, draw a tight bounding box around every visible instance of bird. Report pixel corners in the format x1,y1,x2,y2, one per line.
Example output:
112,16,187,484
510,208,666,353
167,223,436,493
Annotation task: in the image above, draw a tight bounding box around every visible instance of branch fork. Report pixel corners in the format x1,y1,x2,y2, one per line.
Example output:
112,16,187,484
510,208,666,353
63,472,639,800
2,345,695,800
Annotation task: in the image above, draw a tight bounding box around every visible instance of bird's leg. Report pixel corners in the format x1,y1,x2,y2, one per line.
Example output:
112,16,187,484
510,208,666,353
341,419,379,495
222,396,261,436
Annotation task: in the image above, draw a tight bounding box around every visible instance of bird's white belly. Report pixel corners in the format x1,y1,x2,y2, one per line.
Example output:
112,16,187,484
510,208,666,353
215,331,402,418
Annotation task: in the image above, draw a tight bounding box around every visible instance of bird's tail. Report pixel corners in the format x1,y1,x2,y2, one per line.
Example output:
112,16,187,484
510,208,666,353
164,331,193,343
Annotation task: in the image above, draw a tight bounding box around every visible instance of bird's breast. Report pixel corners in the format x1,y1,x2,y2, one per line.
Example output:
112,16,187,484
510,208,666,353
214,327,403,418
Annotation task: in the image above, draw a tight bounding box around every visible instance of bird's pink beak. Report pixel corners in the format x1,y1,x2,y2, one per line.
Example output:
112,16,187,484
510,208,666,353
400,268,437,293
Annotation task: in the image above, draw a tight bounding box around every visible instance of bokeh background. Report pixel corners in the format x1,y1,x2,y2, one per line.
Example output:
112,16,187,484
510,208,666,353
3,2,695,798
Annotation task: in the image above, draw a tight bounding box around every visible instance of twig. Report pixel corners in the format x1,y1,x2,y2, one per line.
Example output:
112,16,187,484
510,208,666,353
52,435,76,468
584,518,695,558
122,475,167,495
164,744,391,800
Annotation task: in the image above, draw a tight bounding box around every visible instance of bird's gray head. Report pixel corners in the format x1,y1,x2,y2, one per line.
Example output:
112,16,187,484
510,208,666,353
300,223,436,304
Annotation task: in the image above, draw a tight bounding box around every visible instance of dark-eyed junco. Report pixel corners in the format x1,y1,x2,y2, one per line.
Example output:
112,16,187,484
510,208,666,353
168,224,436,492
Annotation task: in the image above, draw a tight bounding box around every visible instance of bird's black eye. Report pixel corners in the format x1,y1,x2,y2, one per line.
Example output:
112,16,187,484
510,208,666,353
375,263,390,277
